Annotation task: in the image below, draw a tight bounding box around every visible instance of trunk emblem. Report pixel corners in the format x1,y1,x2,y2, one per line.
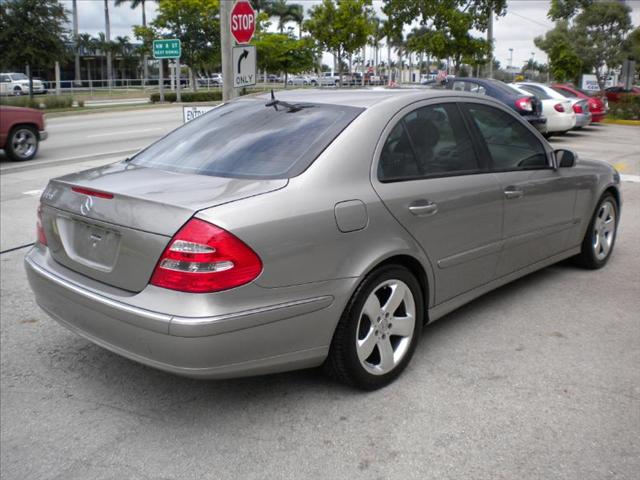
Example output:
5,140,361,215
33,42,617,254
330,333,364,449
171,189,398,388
80,196,93,216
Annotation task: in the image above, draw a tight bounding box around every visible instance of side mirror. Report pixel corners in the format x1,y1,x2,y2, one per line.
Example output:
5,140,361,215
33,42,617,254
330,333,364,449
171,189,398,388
555,149,577,168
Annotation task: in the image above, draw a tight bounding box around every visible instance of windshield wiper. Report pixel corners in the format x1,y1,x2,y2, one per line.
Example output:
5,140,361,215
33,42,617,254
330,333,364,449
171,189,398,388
265,90,314,113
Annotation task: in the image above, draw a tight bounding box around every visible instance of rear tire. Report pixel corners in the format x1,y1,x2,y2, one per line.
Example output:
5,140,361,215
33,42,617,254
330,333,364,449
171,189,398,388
6,125,39,161
325,265,424,390
573,193,618,269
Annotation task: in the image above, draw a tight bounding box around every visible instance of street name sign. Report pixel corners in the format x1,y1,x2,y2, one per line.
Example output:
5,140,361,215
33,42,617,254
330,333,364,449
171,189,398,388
232,46,256,88
153,39,181,59
230,1,256,44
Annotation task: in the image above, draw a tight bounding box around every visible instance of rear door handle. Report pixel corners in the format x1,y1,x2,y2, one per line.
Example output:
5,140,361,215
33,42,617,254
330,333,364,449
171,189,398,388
504,187,523,200
409,200,438,216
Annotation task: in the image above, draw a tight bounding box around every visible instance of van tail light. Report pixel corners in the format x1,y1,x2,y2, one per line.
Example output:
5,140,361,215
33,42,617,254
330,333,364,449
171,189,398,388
573,104,583,114
515,97,533,112
36,204,47,246
553,103,565,112
150,218,262,293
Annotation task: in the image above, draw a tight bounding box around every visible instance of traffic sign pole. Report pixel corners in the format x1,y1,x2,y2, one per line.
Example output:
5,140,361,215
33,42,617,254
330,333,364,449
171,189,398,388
176,60,182,103
221,1,235,102
159,59,164,103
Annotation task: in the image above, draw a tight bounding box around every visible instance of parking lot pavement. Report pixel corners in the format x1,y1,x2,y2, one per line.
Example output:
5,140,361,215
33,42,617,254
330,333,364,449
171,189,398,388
1,192,638,478
548,123,640,177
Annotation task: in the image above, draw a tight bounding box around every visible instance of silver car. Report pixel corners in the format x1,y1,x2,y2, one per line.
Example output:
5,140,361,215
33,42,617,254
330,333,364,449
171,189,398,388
25,89,621,390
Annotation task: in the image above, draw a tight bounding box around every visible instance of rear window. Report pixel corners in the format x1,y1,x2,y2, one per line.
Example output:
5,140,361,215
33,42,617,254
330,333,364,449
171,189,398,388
130,98,363,179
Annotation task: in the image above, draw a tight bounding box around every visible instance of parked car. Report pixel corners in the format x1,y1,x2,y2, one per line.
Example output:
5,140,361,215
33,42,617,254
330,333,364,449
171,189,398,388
551,84,608,122
512,83,575,136
604,86,640,103
0,106,48,161
198,74,223,87
446,77,547,132
0,72,46,96
515,82,591,129
26,89,621,390
319,72,340,86
287,75,318,86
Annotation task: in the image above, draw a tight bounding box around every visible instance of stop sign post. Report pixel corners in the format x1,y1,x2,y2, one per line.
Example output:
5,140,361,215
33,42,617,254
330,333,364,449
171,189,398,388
230,1,256,44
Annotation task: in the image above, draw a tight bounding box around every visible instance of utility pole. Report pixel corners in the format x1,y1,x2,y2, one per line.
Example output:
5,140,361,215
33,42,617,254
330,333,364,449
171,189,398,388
73,0,81,86
104,0,112,89
487,8,493,79
220,0,235,102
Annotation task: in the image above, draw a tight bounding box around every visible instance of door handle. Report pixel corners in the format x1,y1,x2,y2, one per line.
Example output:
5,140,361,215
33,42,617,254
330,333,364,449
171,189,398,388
504,187,523,200
409,200,438,216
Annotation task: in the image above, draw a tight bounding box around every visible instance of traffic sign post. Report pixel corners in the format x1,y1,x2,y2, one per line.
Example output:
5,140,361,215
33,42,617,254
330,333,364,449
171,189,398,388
232,46,256,88
153,39,181,104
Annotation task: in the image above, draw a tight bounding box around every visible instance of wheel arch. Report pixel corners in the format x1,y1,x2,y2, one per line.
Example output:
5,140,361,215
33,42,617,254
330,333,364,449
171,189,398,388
9,122,40,139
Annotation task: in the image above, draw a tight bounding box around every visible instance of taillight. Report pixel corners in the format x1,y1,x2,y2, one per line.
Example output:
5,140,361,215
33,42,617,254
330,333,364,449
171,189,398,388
554,103,565,112
71,186,113,199
150,218,262,293
515,97,533,112
36,204,47,246
573,104,583,114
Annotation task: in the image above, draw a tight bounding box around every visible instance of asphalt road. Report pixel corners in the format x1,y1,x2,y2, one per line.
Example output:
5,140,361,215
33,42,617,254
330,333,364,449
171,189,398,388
0,108,639,479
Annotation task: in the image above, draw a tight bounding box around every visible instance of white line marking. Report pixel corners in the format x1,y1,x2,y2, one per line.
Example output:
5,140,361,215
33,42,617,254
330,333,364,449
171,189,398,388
621,174,640,183
23,189,43,196
87,127,164,138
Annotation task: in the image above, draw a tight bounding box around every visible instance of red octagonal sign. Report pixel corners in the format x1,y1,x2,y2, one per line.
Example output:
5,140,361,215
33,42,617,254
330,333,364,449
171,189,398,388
230,1,256,44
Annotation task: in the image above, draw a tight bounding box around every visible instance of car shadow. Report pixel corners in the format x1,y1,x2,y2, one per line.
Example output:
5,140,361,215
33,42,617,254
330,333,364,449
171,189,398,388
41,259,586,416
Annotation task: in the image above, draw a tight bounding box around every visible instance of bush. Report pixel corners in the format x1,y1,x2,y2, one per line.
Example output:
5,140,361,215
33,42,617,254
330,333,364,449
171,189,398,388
150,90,222,103
608,95,640,120
0,95,75,110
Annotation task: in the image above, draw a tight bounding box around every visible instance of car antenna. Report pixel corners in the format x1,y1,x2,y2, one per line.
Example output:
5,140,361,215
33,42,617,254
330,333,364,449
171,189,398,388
265,89,307,113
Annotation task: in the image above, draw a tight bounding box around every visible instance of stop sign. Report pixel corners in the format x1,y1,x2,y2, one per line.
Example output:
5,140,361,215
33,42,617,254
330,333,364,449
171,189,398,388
230,1,256,44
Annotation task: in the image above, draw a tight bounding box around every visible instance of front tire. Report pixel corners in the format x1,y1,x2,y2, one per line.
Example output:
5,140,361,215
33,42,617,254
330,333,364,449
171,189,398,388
574,193,618,269
325,265,424,390
6,125,39,161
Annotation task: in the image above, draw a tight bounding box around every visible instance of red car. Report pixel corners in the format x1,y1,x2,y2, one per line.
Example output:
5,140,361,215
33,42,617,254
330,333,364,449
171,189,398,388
0,106,48,161
551,83,608,123
604,86,640,103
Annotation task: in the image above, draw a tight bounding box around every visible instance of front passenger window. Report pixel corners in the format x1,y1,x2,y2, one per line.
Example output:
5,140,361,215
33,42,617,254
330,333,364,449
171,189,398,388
464,103,548,171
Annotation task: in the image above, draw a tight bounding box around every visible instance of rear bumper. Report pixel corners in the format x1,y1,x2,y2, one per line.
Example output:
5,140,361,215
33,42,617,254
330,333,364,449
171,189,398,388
546,114,575,133
25,249,347,379
574,112,592,128
39,130,48,141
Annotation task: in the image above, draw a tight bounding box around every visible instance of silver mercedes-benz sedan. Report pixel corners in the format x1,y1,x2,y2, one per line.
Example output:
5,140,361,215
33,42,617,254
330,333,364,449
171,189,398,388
25,89,621,390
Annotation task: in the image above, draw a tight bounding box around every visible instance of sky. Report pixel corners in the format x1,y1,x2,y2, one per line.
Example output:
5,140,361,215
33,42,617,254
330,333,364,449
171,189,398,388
62,0,640,69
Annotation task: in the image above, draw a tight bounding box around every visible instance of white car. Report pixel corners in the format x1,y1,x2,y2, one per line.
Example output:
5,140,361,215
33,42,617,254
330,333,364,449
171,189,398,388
0,73,46,96
287,75,317,86
511,83,575,136
319,72,340,86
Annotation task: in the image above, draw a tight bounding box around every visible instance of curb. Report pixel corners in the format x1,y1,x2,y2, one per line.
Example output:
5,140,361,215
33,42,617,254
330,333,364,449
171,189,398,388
601,118,640,126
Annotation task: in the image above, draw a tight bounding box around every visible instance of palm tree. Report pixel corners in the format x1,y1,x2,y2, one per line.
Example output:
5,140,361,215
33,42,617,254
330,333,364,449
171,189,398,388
267,0,304,35
114,0,153,84
115,36,132,85
77,33,95,88
368,16,384,74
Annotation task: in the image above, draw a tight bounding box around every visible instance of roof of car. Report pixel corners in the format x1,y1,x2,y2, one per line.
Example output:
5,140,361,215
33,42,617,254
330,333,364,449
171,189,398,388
252,87,480,108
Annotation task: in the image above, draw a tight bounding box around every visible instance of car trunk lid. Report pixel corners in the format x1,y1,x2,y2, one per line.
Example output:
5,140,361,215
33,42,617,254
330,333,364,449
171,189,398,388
39,162,287,292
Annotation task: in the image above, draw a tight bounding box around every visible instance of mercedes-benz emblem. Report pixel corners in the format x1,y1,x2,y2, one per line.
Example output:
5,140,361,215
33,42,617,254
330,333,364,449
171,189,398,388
80,195,93,216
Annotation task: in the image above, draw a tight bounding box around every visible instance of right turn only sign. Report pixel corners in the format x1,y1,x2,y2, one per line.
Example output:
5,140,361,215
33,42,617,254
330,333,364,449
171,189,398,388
232,45,256,88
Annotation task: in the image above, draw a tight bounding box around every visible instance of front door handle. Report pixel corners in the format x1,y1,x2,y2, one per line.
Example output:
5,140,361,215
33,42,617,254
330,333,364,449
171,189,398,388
504,187,523,200
409,200,438,217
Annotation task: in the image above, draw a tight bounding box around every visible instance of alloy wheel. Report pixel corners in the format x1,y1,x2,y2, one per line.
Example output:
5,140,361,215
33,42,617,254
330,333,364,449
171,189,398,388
592,200,616,261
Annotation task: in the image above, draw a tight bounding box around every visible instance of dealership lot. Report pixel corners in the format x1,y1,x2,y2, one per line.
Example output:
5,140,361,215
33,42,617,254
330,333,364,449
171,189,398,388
1,113,639,480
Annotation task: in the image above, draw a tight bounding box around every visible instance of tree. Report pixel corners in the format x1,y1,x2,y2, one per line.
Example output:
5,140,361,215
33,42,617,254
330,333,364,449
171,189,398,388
0,0,69,98
150,0,220,91
77,33,96,87
625,27,640,76
115,36,133,83
548,0,593,21
254,32,316,84
72,0,80,85
305,0,375,85
573,1,632,91
115,0,155,83
266,0,304,35
103,0,113,88
534,20,584,83
382,0,506,76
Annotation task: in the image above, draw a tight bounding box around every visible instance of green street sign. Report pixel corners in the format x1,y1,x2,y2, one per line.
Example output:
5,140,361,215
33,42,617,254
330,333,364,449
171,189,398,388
153,39,181,59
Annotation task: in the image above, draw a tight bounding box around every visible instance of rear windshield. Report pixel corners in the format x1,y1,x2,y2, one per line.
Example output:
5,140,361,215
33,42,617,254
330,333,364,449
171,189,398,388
130,98,363,179
487,79,521,96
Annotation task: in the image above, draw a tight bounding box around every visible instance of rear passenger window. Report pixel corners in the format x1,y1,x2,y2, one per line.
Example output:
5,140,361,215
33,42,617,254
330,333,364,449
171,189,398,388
378,104,480,181
464,103,548,171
